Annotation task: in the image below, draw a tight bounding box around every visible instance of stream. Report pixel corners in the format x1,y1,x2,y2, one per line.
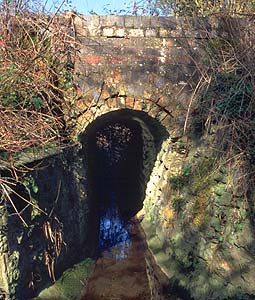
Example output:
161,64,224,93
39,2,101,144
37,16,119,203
81,121,178,300
81,121,153,299
81,216,151,300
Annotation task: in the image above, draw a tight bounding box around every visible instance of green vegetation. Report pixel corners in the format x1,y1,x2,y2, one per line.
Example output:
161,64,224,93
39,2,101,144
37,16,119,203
0,1,254,300
0,1,75,154
0,0,76,226
170,162,192,191
37,258,94,300
193,21,255,195
23,175,39,194
0,2,78,297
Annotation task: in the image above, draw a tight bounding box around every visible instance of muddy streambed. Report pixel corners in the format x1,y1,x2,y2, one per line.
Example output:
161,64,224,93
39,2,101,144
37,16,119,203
81,217,150,300
36,216,186,300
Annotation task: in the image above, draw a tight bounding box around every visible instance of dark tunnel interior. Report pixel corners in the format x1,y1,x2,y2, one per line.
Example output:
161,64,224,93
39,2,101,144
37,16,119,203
79,109,168,255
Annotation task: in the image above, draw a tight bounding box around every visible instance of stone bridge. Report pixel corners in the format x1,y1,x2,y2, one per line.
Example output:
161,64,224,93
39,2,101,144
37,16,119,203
1,16,255,300
67,17,213,232
70,15,212,138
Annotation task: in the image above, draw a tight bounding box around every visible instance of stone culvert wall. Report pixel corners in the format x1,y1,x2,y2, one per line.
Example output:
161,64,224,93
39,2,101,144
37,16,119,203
69,15,212,137
0,150,92,300
0,15,254,300
69,15,255,300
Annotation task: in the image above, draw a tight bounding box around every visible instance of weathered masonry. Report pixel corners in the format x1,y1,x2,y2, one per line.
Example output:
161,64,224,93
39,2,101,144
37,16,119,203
1,16,255,300
71,15,205,137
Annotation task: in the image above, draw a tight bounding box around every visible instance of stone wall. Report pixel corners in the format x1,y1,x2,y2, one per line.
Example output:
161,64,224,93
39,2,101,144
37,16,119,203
142,139,255,299
68,15,214,138
68,15,255,300
0,15,255,300
0,149,93,300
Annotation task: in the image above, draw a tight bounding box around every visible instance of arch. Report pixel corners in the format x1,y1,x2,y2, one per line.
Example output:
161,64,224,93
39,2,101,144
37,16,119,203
73,96,174,139
78,107,170,255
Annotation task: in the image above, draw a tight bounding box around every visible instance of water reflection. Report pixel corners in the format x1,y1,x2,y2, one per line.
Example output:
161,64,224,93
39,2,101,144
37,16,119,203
95,122,136,260
99,192,131,260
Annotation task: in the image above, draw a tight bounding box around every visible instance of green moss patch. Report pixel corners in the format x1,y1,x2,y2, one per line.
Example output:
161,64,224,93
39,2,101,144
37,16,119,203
36,258,94,300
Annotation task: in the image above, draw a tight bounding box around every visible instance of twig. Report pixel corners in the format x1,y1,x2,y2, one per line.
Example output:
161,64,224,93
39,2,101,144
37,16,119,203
1,182,28,227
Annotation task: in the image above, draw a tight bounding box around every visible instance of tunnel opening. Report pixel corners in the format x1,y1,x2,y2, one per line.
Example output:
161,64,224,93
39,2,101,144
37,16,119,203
79,108,169,257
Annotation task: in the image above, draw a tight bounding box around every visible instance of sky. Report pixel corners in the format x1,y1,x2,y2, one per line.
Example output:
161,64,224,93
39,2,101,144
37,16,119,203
45,0,133,15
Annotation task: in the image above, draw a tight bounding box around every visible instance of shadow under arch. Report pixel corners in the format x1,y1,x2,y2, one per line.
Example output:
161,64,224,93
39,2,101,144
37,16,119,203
79,108,169,256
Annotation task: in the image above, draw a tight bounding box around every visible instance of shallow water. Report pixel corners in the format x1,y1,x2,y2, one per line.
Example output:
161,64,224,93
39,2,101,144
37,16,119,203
81,217,151,300
98,191,132,258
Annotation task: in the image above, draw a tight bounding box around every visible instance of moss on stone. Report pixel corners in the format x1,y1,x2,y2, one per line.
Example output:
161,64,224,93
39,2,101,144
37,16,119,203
143,141,255,299
192,155,217,195
148,236,164,253
36,258,94,300
169,161,192,191
192,193,208,228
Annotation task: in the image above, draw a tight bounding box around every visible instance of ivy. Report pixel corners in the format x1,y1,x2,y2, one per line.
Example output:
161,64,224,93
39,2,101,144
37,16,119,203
23,175,39,194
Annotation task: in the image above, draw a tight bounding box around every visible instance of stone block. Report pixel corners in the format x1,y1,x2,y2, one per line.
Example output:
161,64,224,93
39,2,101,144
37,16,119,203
102,27,114,37
145,28,158,37
149,16,160,28
165,38,175,47
118,84,127,95
83,55,105,65
94,105,110,119
105,98,113,108
128,29,144,37
100,15,125,27
76,116,89,131
125,97,134,108
158,16,177,29
133,100,143,111
140,100,153,113
137,16,151,28
124,16,138,28
112,69,122,83
157,111,169,123
116,97,126,108
109,55,128,65
115,28,125,37
100,89,111,100
77,15,100,28
161,115,174,131
75,24,89,37
87,26,101,37
148,106,161,118
157,95,171,108
159,28,172,38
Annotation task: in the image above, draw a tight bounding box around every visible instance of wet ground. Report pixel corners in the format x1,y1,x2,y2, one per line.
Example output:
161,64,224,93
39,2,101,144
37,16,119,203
81,217,151,300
